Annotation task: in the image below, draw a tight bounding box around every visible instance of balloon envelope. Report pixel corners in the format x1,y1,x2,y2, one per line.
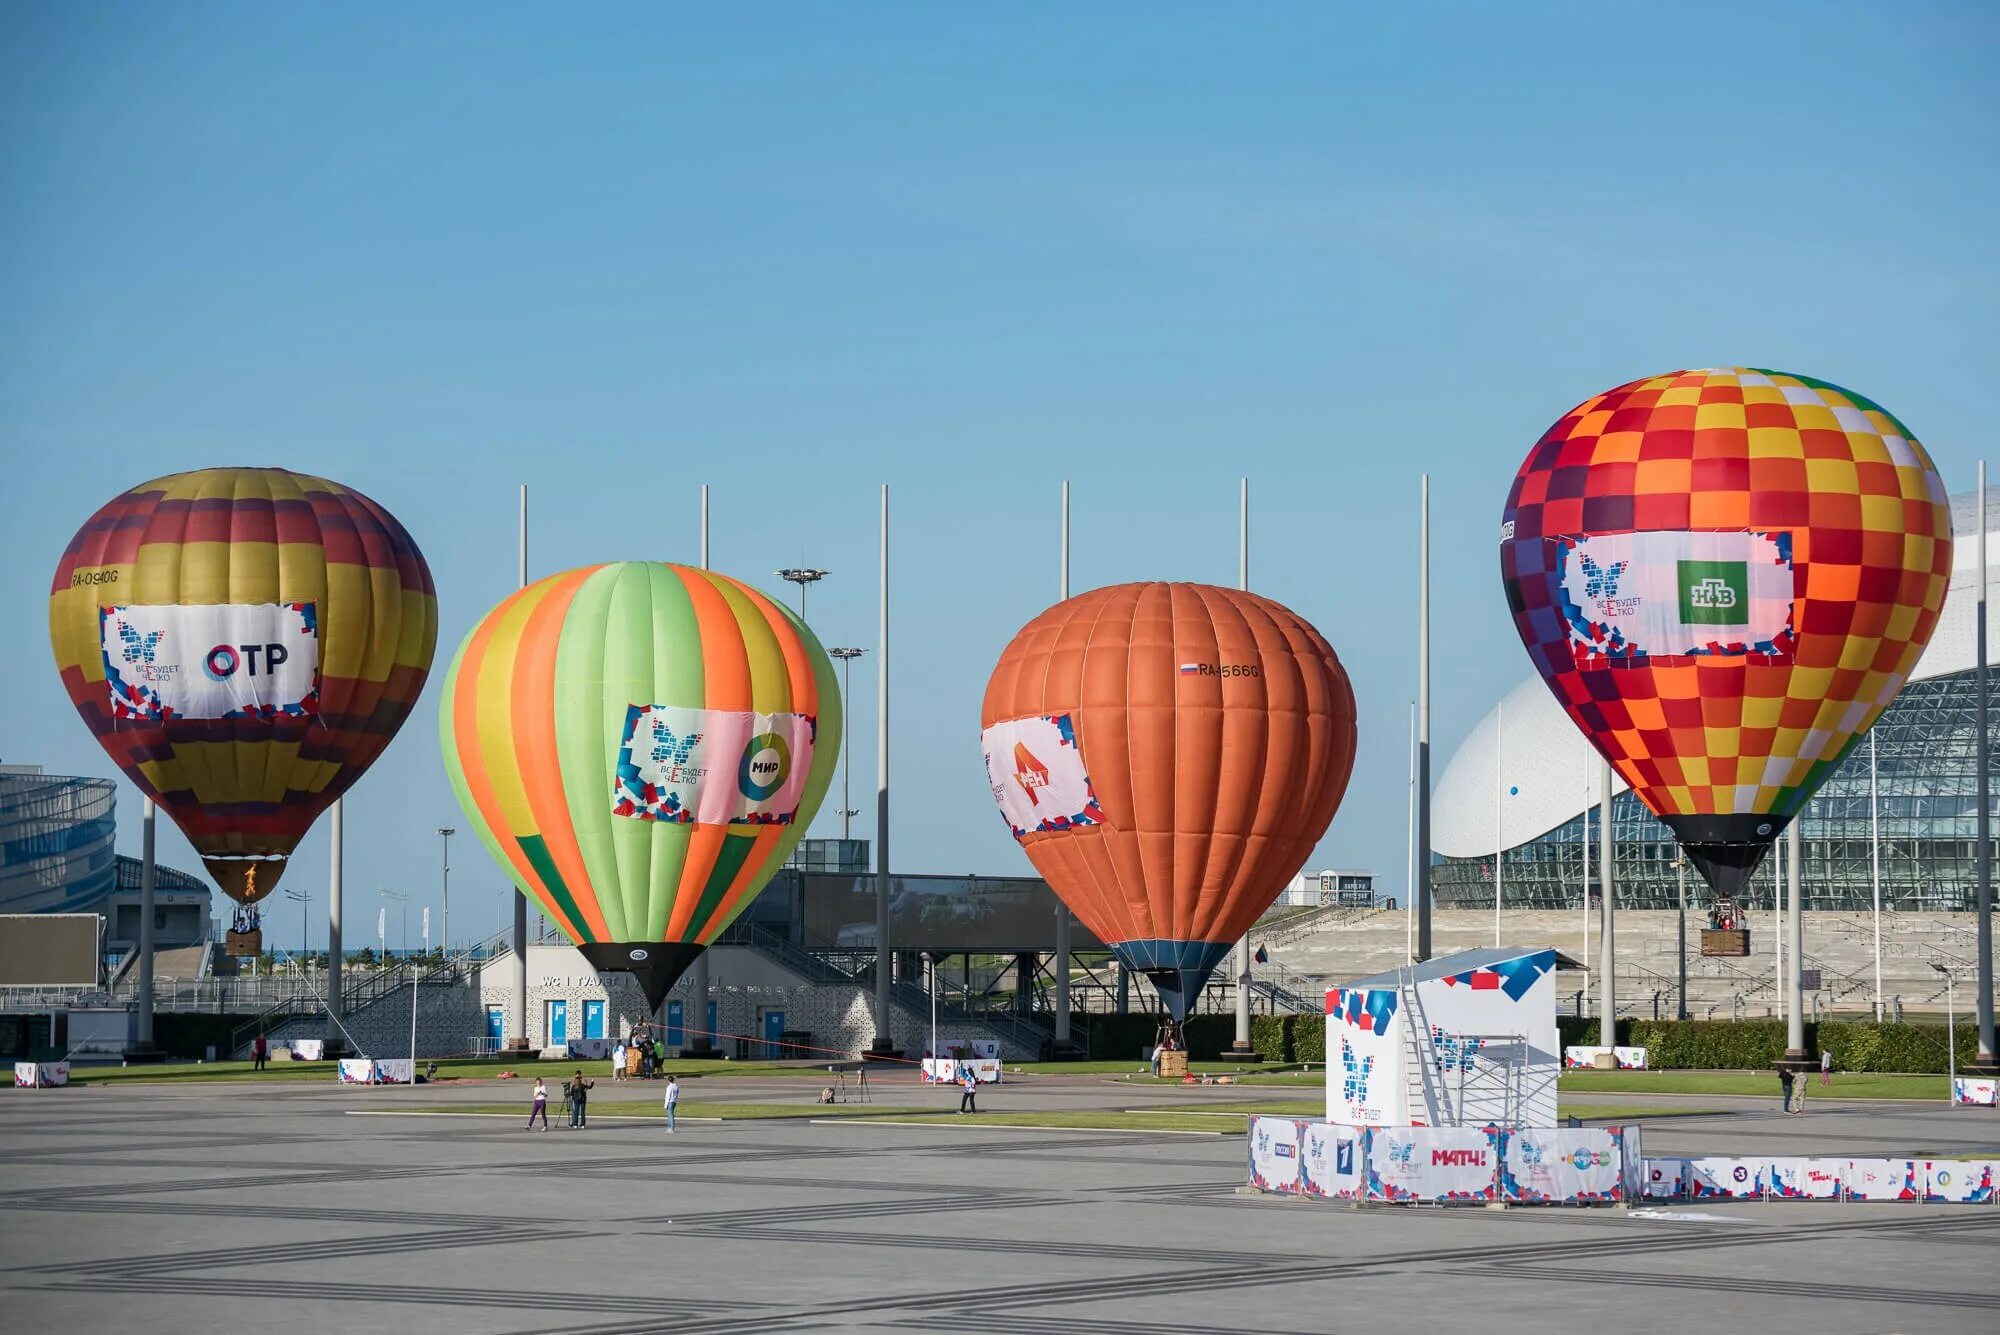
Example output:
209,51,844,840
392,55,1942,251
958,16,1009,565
1500,368,1952,895
981,583,1357,1020
439,562,840,1008
49,467,437,903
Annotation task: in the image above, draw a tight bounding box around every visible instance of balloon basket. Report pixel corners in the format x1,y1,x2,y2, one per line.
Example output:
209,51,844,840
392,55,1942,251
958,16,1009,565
1157,1050,1190,1080
224,929,263,958
1699,929,1750,958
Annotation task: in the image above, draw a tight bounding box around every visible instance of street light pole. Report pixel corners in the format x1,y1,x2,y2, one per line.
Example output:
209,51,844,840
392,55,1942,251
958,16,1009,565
283,888,312,963
828,648,867,840
437,828,454,955
776,567,829,621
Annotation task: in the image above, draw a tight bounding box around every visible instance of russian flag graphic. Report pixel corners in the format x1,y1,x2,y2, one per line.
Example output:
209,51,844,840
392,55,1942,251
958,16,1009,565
1179,663,1202,676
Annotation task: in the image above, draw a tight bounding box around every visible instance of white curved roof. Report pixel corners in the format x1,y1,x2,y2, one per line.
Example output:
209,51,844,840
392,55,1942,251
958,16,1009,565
1435,486,2000,858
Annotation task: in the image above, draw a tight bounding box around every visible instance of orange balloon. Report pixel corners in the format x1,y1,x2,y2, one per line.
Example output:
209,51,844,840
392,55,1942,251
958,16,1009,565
981,583,1357,1019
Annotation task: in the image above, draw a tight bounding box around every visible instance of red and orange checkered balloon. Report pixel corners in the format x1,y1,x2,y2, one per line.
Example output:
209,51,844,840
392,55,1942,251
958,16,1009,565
1500,368,1952,896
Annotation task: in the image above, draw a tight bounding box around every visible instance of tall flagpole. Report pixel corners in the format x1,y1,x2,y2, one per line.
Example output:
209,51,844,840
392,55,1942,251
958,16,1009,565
1870,729,1883,1021
1053,481,1075,1056
1234,478,1257,1055
506,485,532,1054
686,485,715,1055
869,484,896,1055
1581,743,1591,1011
1494,701,1504,947
132,799,158,1058
1598,761,1616,1046
1974,461,1997,1074
325,798,344,1051
1405,700,1416,965
1416,476,1433,961
1785,821,1805,1063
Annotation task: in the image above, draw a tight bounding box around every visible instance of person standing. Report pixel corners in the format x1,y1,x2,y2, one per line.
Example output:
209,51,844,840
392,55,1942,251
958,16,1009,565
253,1033,268,1072
1820,1048,1833,1089
664,1074,680,1133
612,1041,626,1082
527,1078,550,1130
958,1062,978,1114
568,1070,593,1128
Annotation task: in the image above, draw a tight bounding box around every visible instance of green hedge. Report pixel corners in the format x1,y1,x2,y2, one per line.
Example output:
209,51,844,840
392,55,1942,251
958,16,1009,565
1235,1012,1980,1073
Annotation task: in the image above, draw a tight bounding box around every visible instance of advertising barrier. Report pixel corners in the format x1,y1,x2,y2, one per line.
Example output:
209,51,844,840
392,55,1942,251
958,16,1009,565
566,1039,613,1061
1763,1157,1846,1199
13,1061,70,1088
1562,1046,1649,1070
1643,1157,1688,1199
289,1039,325,1061
1501,1127,1630,1203
1953,1078,1998,1106
1247,1117,1360,1199
1364,1126,1502,1203
337,1058,415,1085
921,1058,1001,1084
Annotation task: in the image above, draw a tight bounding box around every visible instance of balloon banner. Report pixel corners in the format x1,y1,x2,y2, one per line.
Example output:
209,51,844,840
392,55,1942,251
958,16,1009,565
981,715,1103,837
100,602,321,720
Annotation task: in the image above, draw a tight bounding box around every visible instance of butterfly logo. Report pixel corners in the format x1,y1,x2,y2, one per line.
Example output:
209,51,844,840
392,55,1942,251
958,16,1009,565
650,721,704,770
1580,555,1629,602
1430,1027,1483,1075
116,620,166,666
1339,1038,1374,1104
1386,1140,1415,1166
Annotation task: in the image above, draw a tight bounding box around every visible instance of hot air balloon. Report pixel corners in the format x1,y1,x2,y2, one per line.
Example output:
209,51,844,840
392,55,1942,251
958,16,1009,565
439,562,840,1009
49,468,437,920
980,583,1357,1029
1501,367,1952,906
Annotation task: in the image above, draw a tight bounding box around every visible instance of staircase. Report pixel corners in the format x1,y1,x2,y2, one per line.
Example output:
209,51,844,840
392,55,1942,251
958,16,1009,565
226,928,508,1057
1399,976,1443,1127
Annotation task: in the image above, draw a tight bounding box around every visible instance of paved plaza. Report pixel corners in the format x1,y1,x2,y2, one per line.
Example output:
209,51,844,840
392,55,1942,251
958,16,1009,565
2,1073,1995,1334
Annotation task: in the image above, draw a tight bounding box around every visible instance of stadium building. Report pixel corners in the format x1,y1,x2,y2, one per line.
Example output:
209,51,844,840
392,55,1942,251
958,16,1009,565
0,764,211,948
1434,487,2000,913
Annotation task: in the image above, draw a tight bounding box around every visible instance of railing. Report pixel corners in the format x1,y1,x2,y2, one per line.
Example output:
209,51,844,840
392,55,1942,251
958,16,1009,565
225,934,495,1056
1259,904,1387,949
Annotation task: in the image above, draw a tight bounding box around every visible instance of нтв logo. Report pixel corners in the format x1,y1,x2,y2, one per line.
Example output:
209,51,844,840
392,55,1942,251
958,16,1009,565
738,731,792,801
1678,560,1749,625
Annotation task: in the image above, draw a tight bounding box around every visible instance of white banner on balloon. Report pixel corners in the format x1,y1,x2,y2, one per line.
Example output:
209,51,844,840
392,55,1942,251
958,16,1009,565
1555,530,1794,663
100,602,321,720
613,705,816,826
1363,1127,1499,1203
981,714,1104,839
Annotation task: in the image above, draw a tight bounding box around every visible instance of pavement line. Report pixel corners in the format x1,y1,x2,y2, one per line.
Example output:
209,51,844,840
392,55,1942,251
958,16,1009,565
343,1110,723,1122
819,1119,1228,1136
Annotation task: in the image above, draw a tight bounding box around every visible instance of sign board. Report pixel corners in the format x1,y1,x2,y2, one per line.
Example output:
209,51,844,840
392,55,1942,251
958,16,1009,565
1363,1127,1500,1203
0,914,101,986
922,1058,1000,1084
13,1061,70,1088
1563,1045,1649,1070
288,1039,325,1061
1501,1128,1627,1203
1953,1077,1998,1106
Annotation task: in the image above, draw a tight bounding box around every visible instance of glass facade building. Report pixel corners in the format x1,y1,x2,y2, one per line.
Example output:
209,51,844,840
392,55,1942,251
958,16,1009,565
0,766,117,915
1435,666,1992,912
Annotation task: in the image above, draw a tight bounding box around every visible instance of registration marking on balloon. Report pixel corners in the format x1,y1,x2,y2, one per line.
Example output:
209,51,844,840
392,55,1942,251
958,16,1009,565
1553,530,1795,663
613,705,815,826
981,713,1104,839
98,602,321,721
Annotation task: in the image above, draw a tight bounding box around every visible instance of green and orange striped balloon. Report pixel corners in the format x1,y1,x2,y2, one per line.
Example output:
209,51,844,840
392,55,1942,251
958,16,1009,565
439,562,841,1007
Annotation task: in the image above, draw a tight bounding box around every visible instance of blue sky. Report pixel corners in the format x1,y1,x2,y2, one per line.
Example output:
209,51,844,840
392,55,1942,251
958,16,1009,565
3,4,1994,949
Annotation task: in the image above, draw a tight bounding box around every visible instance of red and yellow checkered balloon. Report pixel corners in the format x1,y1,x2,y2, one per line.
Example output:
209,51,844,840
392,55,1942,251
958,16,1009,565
1500,368,1952,896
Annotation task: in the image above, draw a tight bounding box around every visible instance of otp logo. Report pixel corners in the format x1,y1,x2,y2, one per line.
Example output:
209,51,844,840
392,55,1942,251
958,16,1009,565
203,642,291,681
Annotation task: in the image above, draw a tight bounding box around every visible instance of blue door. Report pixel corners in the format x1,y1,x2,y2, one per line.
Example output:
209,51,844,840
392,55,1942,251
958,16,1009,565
484,1005,504,1046
666,1000,685,1047
763,1009,786,1059
583,1000,606,1040
706,1000,717,1047
548,1000,567,1046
